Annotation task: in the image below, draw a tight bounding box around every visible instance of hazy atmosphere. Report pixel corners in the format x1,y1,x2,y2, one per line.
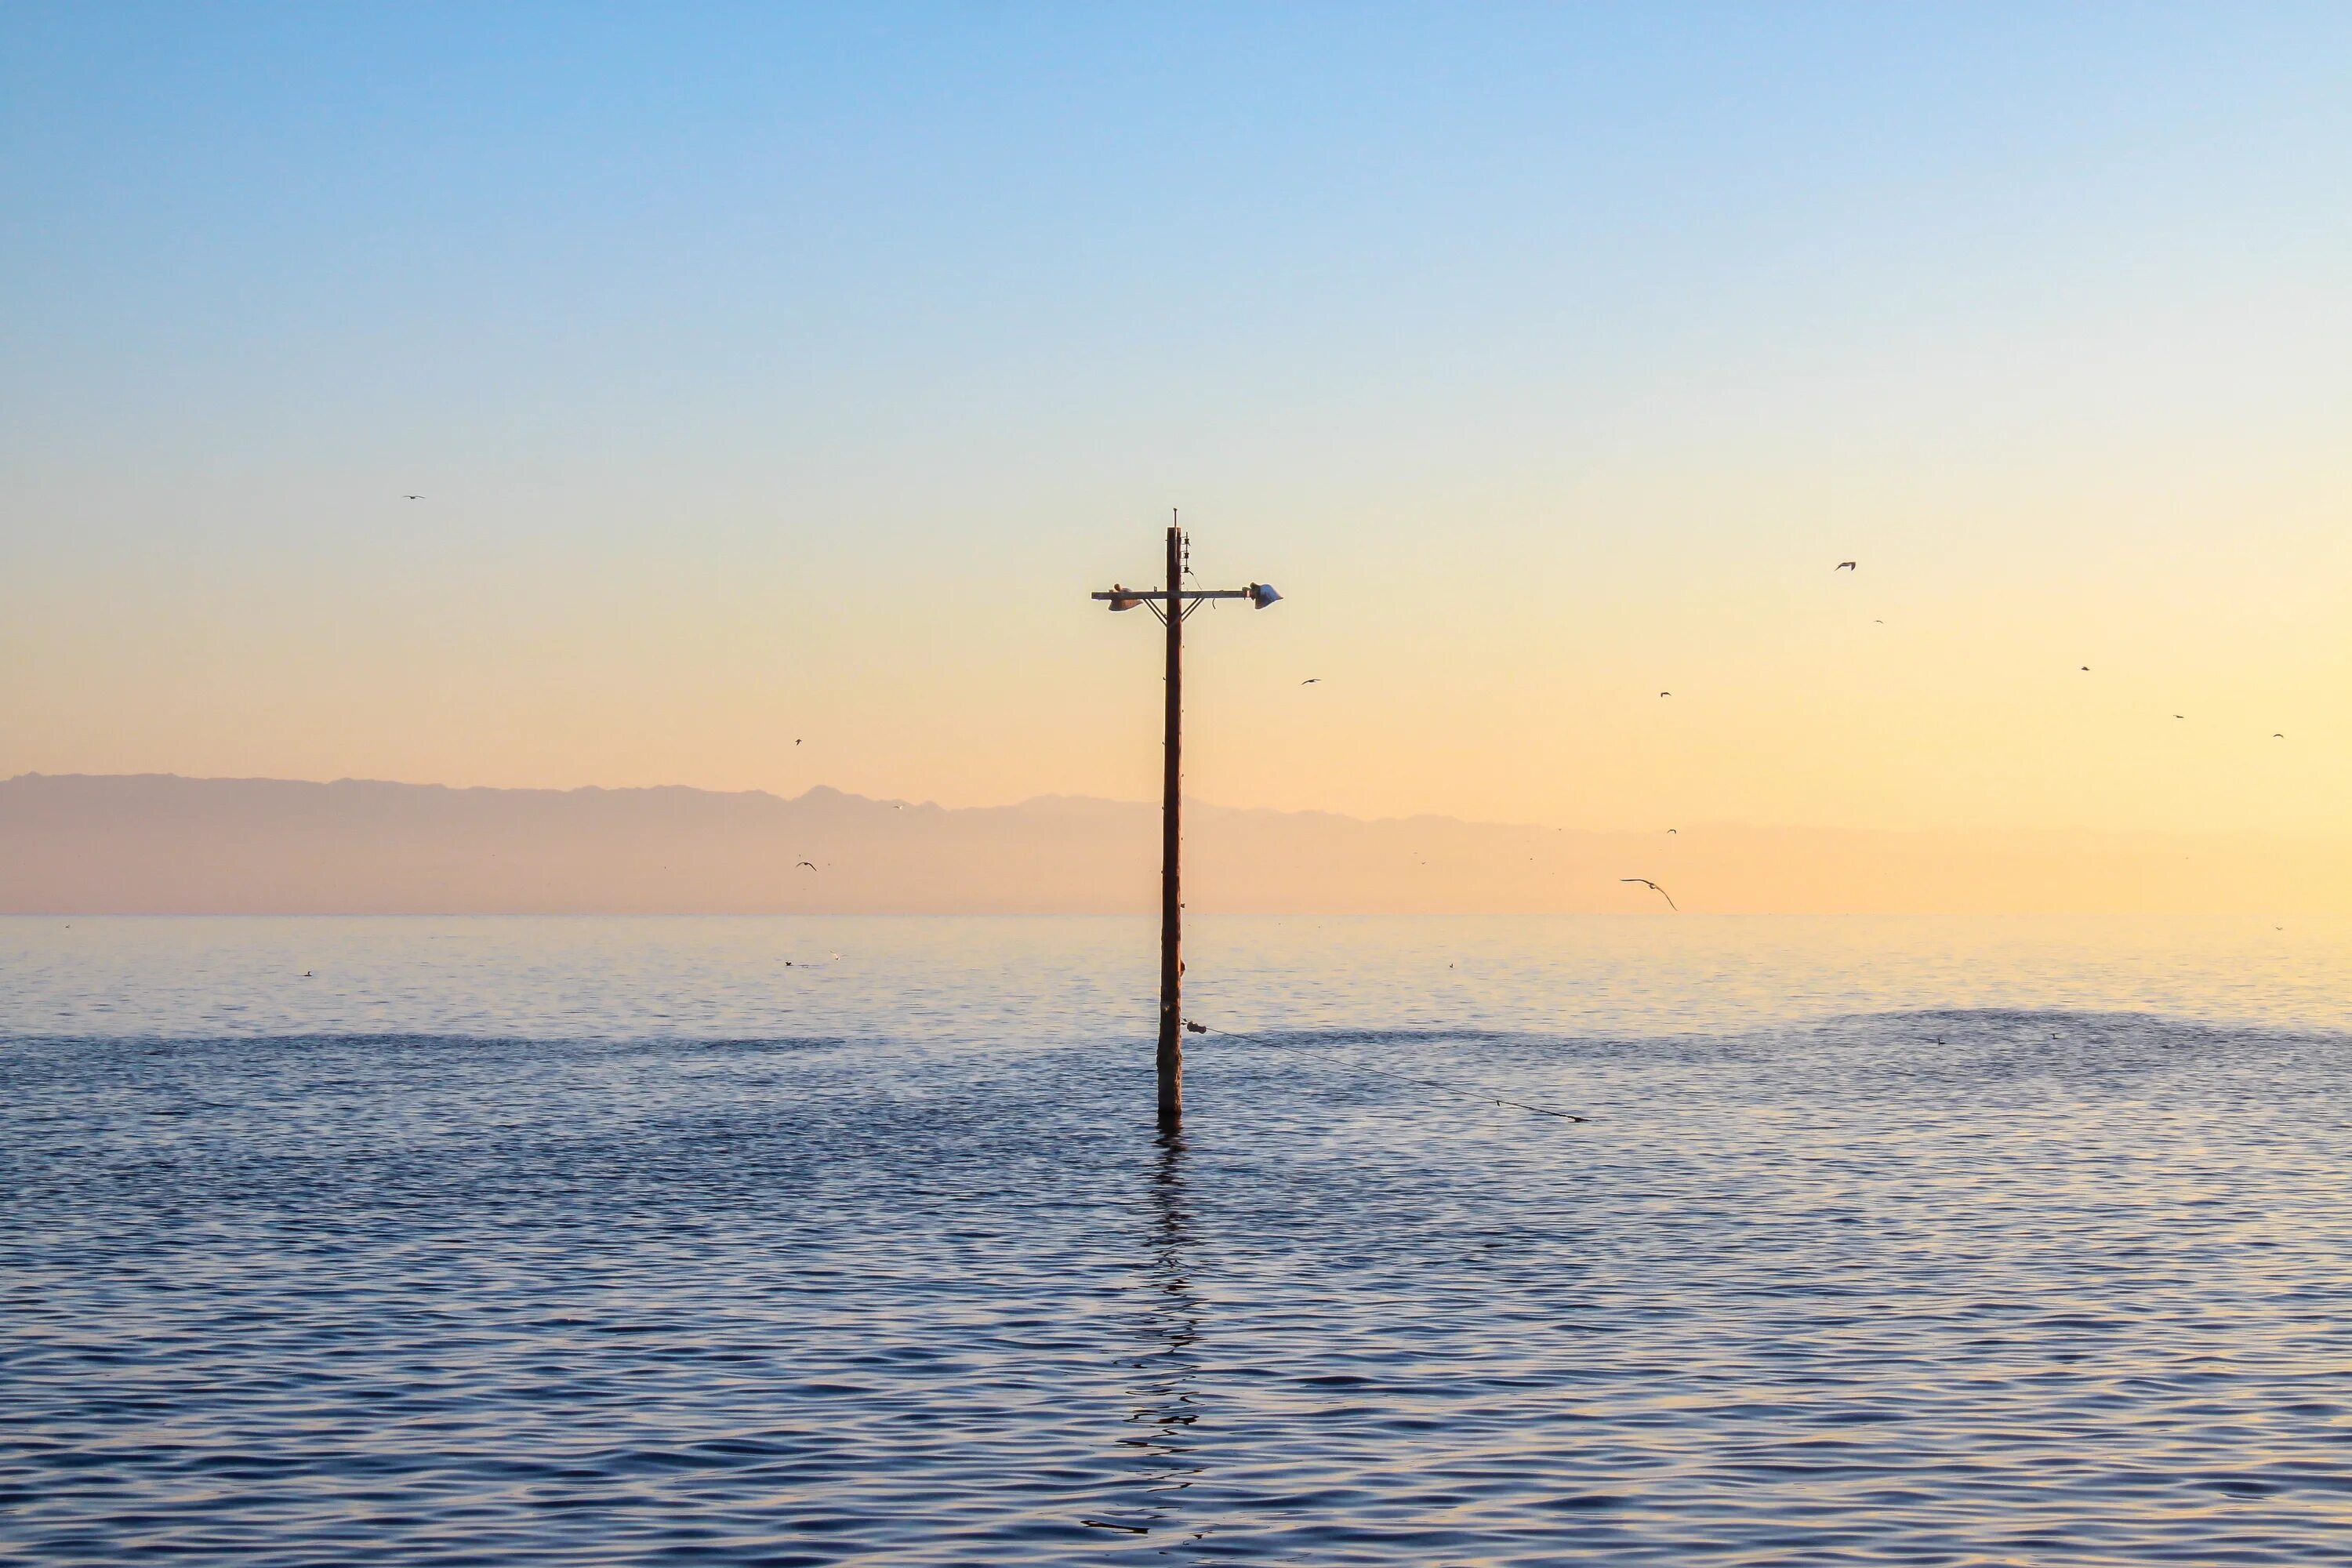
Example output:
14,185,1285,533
7,5,2349,864
8,773,2352,915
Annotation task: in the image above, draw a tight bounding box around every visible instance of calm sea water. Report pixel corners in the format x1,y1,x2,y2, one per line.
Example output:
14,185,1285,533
5,915,2350,1565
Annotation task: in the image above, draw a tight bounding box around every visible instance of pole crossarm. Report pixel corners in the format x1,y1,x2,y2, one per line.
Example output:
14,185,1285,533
1089,588,1258,601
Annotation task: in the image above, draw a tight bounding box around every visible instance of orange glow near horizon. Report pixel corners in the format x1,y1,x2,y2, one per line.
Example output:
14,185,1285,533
8,458,2347,849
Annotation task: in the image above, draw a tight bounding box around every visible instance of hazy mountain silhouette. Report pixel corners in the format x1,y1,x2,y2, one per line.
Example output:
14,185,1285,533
4,773,2347,915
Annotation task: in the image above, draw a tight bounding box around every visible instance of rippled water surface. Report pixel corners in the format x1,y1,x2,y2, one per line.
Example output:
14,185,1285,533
5,915,2351,1564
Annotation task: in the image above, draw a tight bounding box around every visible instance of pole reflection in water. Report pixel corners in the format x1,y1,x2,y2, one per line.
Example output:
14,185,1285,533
1083,1131,1210,1548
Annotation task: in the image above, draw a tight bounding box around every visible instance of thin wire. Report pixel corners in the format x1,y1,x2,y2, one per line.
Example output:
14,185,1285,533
1186,1022,1590,1123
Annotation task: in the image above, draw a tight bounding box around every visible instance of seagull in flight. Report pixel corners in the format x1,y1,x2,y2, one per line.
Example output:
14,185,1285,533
795,860,817,870
1666,828,1678,834
402,494,423,500
2274,732,2285,739
1659,690,1671,698
1301,677,1321,684
1835,561,1857,571
1621,877,1679,911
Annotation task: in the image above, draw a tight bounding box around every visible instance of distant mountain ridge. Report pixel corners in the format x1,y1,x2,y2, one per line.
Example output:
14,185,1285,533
3,772,2346,915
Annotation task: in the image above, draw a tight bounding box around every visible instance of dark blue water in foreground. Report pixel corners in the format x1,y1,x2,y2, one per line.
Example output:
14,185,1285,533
5,916,2350,1563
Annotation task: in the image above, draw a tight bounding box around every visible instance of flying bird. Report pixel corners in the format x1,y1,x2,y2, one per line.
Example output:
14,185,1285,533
1620,877,1678,911
1666,828,1678,834
2175,714,2185,720
1835,561,1857,571
1301,677,1321,684
2081,666,2090,672
1659,691,1671,698
402,494,423,500
795,860,817,870
2274,732,2285,739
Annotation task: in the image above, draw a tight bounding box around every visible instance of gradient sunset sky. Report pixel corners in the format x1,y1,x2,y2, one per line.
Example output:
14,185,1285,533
4,5,2347,838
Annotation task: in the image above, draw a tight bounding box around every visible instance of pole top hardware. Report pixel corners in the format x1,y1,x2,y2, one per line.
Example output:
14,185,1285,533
1091,586,1281,608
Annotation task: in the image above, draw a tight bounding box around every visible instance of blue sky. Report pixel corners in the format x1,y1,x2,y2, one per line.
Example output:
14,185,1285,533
4,5,2348,833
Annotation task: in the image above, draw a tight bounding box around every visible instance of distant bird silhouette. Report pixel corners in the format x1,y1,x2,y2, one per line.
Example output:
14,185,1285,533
1666,828,1678,834
1835,561,1857,571
402,494,423,500
1301,677,1321,684
2175,713,2185,720
2274,732,2285,739
1621,877,1678,911
2081,666,2090,672
300,970,313,978
796,860,817,870
1659,691,1671,698
795,739,803,746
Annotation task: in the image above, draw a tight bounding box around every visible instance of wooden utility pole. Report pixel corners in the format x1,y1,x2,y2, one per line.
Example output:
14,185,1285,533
1158,523,1185,1130
1092,522,1281,1133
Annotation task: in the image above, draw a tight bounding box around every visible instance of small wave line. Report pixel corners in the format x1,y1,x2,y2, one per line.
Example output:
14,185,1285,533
1188,1022,1591,1123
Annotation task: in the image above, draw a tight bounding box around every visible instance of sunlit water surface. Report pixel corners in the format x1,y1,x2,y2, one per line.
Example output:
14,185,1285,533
5,915,2350,1564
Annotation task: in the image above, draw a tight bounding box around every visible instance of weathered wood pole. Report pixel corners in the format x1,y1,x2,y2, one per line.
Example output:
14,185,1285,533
1091,527,1279,1131
1157,522,1185,1132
